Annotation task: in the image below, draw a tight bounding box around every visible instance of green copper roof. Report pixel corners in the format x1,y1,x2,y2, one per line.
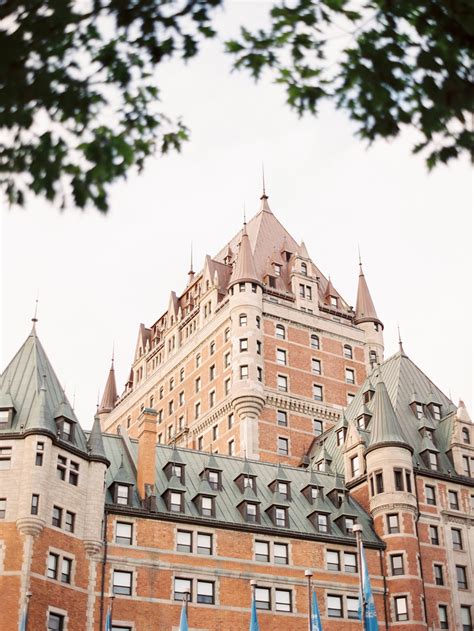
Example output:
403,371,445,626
367,380,412,453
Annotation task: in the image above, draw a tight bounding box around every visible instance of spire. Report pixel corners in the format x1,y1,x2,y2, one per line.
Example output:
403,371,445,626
229,221,261,287
88,414,108,461
259,165,272,213
354,261,383,328
31,295,39,330
397,324,406,355
324,276,336,301
457,399,472,423
367,380,413,453
188,243,195,283
98,355,118,414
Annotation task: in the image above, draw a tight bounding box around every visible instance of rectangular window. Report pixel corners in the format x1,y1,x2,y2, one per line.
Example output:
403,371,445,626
278,437,289,456
209,364,216,380
170,492,183,513
448,490,459,510
195,377,201,393
209,391,216,408
343,345,353,359
113,570,132,595
347,596,359,619
345,368,355,384
313,419,323,435
224,352,231,367
257,340,262,355
246,503,257,523
315,513,328,533
313,384,323,401
228,440,235,456
228,413,234,429
394,596,408,621
224,378,231,394
439,604,448,629
197,580,214,604
394,469,404,491
31,493,39,516
240,365,249,379
255,540,270,562
177,530,192,553
429,525,439,545
57,455,67,480
312,358,321,374
425,485,436,505
428,451,438,470
64,511,75,533
462,455,471,476
52,506,62,527
344,552,357,573
240,314,248,327
274,543,288,565
47,613,64,631
275,507,287,527
255,587,271,610
328,594,343,618
387,514,399,534
47,553,58,579
277,375,288,392
391,554,404,576
116,485,129,506
275,589,292,612
461,606,472,631
115,522,133,545
174,577,192,601
277,481,289,499
197,532,212,555
456,565,468,589
277,410,288,426
61,557,72,583
327,550,340,571
69,461,79,486
201,496,213,517
0,498,6,519
375,472,384,494
277,349,287,365
351,455,360,477
452,528,463,550
432,563,443,585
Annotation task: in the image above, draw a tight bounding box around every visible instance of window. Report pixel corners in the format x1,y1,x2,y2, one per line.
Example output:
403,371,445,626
274,264,282,276
375,472,384,494
275,589,292,612
344,552,357,573
278,437,289,456
345,368,355,384
57,455,67,480
69,461,79,486
313,419,323,435
462,455,471,476
115,522,133,545
438,605,448,629
210,341,216,355
345,517,355,534
113,570,132,595
313,385,323,401
256,315,261,328
47,613,64,631
448,490,459,510
462,427,470,444
428,451,438,470
159,386,164,399
197,580,214,604
274,543,288,565
456,565,468,589
168,400,174,415
277,375,288,392
207,469,220,490
116,485,130,506
209,364,216,380
197,532,212,555
429,525,439,545
196,354,201,368
228,413,234,429
327,550,340,571
394,596,408,621
240,365,249,379
452,528,463,550
276,349,287,365
328,595,343,618
239,313,247,327
369,350,377,364
431,404,441,420
195,402,201,419
425,485,436,505
225,378,231,395
415,403,424,419
31,493,39,515
200,496,214,517
311,334,319,349
343,345,353,359
275,507,287,527
180,367,185,382
350,455,360,477
387,514,399,534
275,324,285,339
209,391,216,408
239,338,249,353
0,498,6,519
228,440,235,455
177,530,192,553
313,513,328,533
391,554,404,576
224,352,231,368
61,557,72,583
257,366,263,382
330,296,337,307
174,578,192,601
35,442,44,466
347,596,359,619
225,327,231,341
170,492,183,513
277,481,289,499
277,410,288,427
47,553,58,579
52,506,62,527
255,540,270,562
394,469,404,491
256,340,262,355
461,606,472,631
434,564,444,585
64,510,75,533
301,262,307,276
179,391,184,406
239,282,245,292
255,587,271,610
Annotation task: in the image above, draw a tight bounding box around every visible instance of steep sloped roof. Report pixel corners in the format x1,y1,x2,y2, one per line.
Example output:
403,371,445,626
355,264,382,326
99,361,118,414
229,223,260,286
367,380,412,453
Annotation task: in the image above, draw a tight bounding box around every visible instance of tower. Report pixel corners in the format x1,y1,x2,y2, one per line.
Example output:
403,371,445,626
354,261,384,370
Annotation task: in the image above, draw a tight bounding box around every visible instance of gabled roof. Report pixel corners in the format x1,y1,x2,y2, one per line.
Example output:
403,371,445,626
354,263,382,327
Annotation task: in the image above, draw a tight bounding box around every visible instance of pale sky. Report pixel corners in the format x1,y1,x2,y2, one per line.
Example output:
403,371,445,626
1,2,472,429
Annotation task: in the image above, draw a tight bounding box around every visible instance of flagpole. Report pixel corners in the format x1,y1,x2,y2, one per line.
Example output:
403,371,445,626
353,524,366,631
305,570,313,631
23,591,32,631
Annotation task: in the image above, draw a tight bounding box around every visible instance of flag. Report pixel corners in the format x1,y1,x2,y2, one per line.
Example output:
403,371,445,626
249,593,260,631
311,591,323,631
105,602,112,631
359,540,379,631
179,599,189,631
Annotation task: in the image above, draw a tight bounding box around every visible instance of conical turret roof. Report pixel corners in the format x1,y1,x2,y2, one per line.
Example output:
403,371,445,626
367,380,412,453
88,414,108,462
355,263,383,327
99,360,118,414
229,222,261,286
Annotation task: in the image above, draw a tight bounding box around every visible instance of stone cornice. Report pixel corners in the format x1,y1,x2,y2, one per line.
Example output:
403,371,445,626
265,393,341,421
191,400,234,436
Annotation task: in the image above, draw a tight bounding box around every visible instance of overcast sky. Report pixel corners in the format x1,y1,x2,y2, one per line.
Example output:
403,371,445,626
1,2,472,429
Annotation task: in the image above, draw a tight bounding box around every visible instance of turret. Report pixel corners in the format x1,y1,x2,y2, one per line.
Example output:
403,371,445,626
354,261,384,370
228,218,265,459
97,357,118,426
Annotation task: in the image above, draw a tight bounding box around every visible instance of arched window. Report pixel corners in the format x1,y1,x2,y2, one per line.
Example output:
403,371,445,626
462,428,470,444
301,262,307,276
275,324,285,340
343,345,353,359
311,334,320,349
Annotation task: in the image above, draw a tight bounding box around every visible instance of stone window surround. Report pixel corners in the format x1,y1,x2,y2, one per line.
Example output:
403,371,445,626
113,518,136,547
45,546,76,586
47,607,68,631
175,525,215,555
172,573,219,605
254,582,295,613
111,566,136,598
253,537,291,565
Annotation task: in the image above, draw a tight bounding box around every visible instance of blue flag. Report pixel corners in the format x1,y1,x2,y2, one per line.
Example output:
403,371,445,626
105,603,112,631
179,599,189,631
311,591,323,631
249,594,260,631
360,541,379,631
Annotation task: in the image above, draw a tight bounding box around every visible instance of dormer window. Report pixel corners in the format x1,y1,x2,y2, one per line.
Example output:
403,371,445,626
428,451,438,471
336,429,345,446
363,389,374,404
169,491,184,513
205,470,221,491
301,262,307,276
309,511,329,533
412,402,424,419
302,485,321,504
116,484,131,506
357,416,366,430
461,428,470,444
235,473,257,494
164,461,185,484
239,501,259,523
197,495,215,517
273,481,290,500
430,404,441,421
274,264,282,277
330,296,337,308
274,507,288,527
342,516,356,535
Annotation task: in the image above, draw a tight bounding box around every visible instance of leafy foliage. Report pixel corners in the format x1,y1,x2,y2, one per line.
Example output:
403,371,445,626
227,0,473,168
0,0,222,211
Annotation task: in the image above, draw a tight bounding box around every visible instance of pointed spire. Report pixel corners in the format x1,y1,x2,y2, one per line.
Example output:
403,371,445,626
188,243,195,283
259,165,272,213
367,379,413,453
98,355,118,414
457,400,472,423
88,414,108,461
31,294,39,330
354,261,383,328
397,324,406,355
299,241,310,259
325,276,336,301
229,221,261,287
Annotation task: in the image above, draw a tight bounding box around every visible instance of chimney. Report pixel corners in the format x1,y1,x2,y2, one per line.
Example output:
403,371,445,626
137,408,157,500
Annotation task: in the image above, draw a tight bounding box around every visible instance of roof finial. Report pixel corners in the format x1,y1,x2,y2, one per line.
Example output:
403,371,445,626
111,342,115,365
96,389,100,412
262,163,266,197
31,292,39,329
397,323,405,355
358,245,362,269
72,388,76,411
243,202,246,225
188,242,195,282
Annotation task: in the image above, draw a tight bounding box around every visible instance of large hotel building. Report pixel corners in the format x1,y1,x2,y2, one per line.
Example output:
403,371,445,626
0,191,472,631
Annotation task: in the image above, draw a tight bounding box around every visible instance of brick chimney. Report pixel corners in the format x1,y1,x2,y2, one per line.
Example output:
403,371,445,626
137,408,157,500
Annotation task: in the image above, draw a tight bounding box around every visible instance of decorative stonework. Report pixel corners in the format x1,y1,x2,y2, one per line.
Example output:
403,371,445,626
266,393,341,421
16,517,45,537
232,394,266,421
